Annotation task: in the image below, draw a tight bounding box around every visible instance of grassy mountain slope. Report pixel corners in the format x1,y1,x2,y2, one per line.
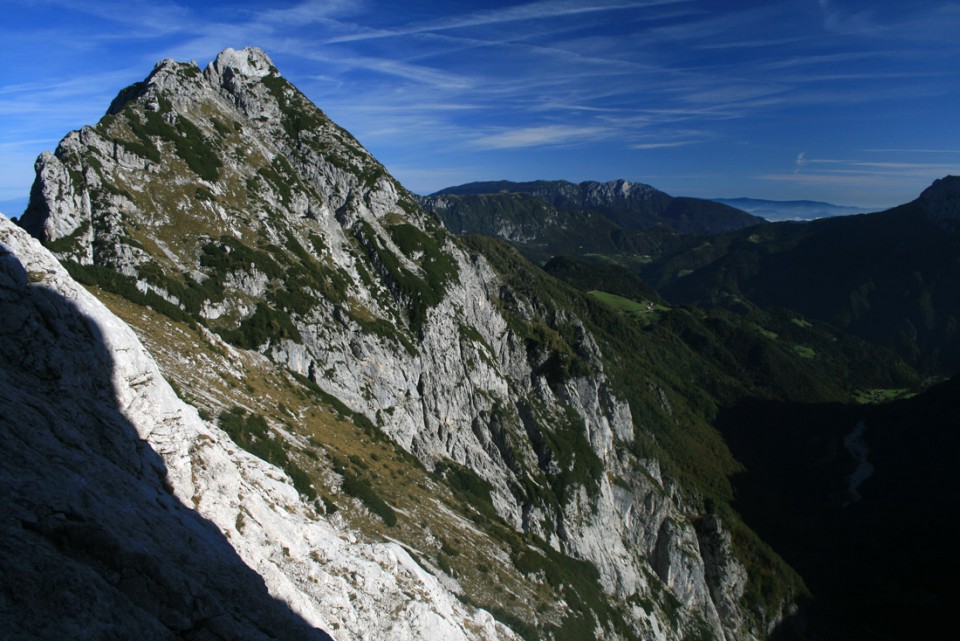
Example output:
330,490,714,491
639,184,960,374
459,224,954,641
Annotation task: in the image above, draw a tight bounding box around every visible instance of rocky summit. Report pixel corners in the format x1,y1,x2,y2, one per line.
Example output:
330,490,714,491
7,47,799,640
918,174,960,226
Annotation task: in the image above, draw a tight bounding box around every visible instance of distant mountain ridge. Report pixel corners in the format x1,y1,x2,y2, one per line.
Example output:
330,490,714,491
421,179,763,266
431,179,764,232
710,197,873,221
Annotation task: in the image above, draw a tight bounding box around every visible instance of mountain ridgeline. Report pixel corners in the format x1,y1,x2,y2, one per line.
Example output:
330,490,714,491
419,180,764,266
427,180,763,234
426,175,960,376
11,47,803,641
636,177,960,375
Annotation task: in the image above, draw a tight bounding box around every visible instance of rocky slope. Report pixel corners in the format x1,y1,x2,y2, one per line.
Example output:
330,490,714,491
1,215,521,640
14,47,796,640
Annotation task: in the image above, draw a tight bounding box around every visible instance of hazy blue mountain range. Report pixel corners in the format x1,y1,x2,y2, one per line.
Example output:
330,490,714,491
710,197,873,221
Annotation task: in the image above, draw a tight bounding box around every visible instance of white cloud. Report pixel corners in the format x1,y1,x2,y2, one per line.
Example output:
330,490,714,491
630,140,698,150
259,0,362,26
774,151,960,188
471,125,610,149
794,151,806,173
864,148,960,155
40,0,192,34
758,172,898,188
326,0,687,43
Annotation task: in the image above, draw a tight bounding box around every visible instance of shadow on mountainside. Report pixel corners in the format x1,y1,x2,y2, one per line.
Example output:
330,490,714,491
719,383,960,641
0,244,332,640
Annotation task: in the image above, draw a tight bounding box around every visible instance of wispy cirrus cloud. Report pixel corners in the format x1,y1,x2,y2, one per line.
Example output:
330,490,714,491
793,157,960,174
760,172,893,185
762,151,960,206
0,70,137,104
865,148,960,155
35,0,193,34
4,0,960,202
794,152,807,173
325,0,687,43
471,124,612,149
258,0,363,25
817,0,960,43
817,0,883,36
630,140,699,150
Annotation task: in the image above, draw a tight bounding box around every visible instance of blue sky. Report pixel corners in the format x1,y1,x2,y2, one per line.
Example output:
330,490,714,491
3,0,960,214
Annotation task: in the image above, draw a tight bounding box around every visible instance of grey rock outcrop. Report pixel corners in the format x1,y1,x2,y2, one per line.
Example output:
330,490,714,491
1,215,518,640
1,218,325,640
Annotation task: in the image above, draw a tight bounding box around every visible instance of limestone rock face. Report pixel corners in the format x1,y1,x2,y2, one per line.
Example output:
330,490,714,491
535,178,665,212
17,151,93,260
16,47,778,640
208,46,275,81
0,215,517,641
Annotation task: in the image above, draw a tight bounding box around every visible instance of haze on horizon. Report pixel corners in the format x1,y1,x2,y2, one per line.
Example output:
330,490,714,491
2,0,960,213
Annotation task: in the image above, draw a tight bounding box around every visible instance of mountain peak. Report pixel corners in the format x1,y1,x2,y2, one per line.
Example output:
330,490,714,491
918,175,960,224
14,48,791,640
208,46,276,80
